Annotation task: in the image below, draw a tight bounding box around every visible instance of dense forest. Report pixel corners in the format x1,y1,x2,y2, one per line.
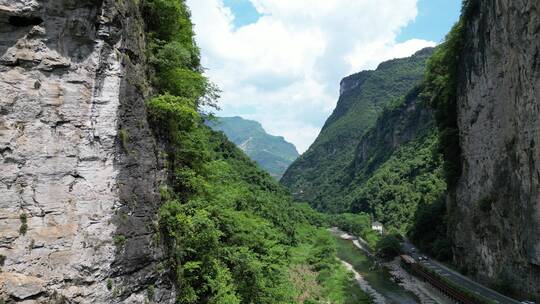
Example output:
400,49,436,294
141,0,371,303
280,45,454,260
144,4,481,301
281,48,433,209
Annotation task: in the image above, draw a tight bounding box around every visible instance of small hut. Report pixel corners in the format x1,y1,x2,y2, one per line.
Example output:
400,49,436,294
371,221,383,234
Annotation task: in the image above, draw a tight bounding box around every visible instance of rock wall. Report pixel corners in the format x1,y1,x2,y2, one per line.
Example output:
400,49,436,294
351,88,433,178
0,0,175,302
452,0,540,300
282,48,433,211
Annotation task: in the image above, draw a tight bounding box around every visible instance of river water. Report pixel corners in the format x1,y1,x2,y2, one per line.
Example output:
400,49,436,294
335,237,421,304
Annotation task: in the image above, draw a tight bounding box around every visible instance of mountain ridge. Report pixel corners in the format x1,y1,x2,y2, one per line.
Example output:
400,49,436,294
281,48,435,208
207,116,299,178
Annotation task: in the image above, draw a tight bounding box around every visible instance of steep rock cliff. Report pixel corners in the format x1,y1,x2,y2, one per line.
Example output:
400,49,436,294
341,89,445,235
281,48,434,212
0,0,174,302
349,87,434,186
452,0,540,299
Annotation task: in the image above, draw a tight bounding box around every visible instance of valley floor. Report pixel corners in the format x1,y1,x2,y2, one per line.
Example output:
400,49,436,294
333,228,522,304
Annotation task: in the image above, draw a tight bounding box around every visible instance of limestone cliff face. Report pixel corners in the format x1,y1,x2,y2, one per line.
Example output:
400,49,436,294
453,0,540,299
0,0,175,302
351,88,433,177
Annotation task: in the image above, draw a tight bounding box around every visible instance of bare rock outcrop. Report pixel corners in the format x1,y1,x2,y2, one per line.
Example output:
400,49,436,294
452,0,540,300
0,0,175,302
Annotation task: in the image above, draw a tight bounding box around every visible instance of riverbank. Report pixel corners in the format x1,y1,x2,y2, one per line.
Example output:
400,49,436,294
332,228,450,304
340,259,387,304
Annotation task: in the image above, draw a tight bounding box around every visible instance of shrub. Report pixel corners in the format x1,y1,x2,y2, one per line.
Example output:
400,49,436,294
151,41,198,71
332,213,371,237
19,213,28,235
491,270,519,298
107,279,113,291
146,93,199,135
147,285,155,300
157,68,208,100
119,129,130,152
114,235,126,246
139,1,361,302
409,195,452,261
143,0,197,44
422,13,468,189
376,233,402,259
172,167,206,196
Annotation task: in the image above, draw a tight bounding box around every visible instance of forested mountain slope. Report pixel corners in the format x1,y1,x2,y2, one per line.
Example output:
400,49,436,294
207,116,299,179
281,48,434,210
282,47,451,259
0,0,369,303
343,89,446,233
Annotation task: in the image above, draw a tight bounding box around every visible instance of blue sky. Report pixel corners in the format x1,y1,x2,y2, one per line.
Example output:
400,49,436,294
398,0,461,43
223,0,261,27
223,0,461,43
188,0,461,152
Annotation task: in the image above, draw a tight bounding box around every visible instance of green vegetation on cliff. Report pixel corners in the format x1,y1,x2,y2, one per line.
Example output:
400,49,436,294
422,23,465,189
142,1,370,303
421,0,478,189
282,49,452,260
281,49,434,210
207,116,299,179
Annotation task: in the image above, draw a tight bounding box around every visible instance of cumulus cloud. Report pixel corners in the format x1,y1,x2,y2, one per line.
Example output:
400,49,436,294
186,0,436,153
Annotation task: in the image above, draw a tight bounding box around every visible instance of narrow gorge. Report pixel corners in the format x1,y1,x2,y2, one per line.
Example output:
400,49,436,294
1,0,539,303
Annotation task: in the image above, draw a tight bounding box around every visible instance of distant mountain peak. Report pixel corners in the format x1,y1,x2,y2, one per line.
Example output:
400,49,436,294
207,116,299,179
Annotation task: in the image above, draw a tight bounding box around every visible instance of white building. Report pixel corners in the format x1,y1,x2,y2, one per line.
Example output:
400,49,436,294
371,221,383,234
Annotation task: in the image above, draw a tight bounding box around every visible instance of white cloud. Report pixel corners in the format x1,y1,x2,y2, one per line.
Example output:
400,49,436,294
186,0,435,153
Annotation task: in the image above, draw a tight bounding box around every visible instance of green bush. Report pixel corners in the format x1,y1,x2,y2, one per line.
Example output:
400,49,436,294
331,213,381,249
157,68,208,100
376,233,402,259
332,213,371,237
19,213,28,235
147,285,155,300
151,41,199,71
114,235,126,246
409,195,452,261
146,94,199,134
119,129,130,152
422,1,476,189
143,0,198,44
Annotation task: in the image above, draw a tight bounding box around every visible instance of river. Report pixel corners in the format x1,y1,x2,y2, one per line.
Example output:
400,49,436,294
334,236,421,304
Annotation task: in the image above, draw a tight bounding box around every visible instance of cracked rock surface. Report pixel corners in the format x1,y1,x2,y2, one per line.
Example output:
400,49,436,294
452,0,540,300
0,0,175,302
